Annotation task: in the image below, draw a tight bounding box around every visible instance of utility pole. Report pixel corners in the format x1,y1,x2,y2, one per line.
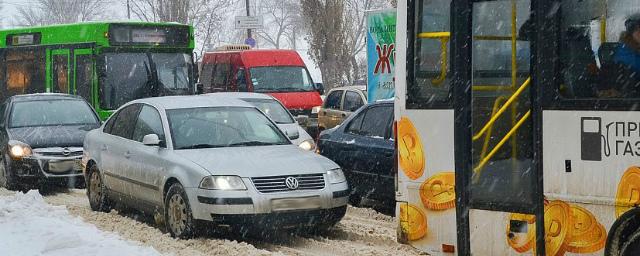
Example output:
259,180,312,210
127,0,131,20
245,0,251,39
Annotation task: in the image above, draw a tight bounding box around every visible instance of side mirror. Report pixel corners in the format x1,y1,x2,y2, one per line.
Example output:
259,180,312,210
295,115,309,126
196,83,204,94
285,129,300,140
315,83,325,95
142,134,161,146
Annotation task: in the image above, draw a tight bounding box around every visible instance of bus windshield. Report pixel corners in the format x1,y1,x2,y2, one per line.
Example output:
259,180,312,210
101,52,193,110
249,66,314,93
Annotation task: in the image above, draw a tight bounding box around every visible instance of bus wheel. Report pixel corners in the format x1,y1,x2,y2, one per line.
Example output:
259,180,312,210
606,208,640,256
621,228,640,256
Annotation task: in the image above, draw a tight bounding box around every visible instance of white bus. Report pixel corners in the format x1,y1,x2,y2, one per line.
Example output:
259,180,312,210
394,0,640,255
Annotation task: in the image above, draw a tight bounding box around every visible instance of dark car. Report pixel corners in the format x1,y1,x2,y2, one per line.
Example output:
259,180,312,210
317,100,394,209
0,94,101,190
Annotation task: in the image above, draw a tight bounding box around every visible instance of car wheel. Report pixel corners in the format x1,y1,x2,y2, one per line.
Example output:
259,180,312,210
0,157,19,191
621,228,640,256
164,182,195,239
87,165,111,212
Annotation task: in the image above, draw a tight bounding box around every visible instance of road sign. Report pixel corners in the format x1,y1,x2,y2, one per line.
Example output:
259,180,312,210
244,37,256,48
235,16,264,30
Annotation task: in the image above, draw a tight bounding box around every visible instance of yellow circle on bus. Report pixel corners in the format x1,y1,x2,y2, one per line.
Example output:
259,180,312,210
419,172,455,210
544,200,572,256
399,204,427,241
615,166,640,217
397,117,425,180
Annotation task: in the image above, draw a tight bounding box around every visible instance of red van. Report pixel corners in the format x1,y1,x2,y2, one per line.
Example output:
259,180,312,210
199,47,324,136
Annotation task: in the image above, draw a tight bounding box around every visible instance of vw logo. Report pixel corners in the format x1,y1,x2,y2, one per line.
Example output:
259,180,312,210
62,148,71,156
285,177,299,190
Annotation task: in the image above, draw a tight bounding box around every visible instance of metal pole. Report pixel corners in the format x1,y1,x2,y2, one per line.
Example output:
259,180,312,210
245,0,252,39
127,0,131,20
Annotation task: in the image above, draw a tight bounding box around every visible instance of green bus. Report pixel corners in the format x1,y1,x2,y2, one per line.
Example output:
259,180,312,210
0,22,197,119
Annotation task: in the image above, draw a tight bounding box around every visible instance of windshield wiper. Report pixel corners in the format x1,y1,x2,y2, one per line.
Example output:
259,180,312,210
228,141,279,147
178,144,222,149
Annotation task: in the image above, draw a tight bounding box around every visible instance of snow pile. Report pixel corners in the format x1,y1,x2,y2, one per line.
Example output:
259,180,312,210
0,190,161,256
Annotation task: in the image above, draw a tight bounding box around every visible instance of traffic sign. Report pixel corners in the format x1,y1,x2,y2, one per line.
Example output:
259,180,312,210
235,16,264,29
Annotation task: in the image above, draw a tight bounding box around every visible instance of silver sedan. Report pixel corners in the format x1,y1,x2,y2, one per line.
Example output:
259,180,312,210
82,95,349,238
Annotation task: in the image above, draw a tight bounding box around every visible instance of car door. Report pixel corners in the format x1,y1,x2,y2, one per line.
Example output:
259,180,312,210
127,104,168,205
342,90,365,120
100,104,141,195
346,104,394,200
320,89,344,130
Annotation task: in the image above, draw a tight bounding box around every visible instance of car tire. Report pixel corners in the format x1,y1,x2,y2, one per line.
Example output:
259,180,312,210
164,182,195,239
621,228,640,256
0,156,20,191
87,165,111,212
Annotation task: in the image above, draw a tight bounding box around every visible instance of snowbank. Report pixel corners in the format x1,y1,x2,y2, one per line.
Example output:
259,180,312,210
0,190,160,256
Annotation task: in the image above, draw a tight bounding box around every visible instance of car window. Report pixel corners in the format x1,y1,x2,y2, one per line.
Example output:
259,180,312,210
132,105,165,143
9,99,99,128
324,90,343,109
343,91,364,112
110,104,141,140
346,109,366,135
359,105,392,138
103,111,119,134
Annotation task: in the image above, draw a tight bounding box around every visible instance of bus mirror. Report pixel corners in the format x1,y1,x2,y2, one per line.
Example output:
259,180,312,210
196,83,204,94
315,83,325,95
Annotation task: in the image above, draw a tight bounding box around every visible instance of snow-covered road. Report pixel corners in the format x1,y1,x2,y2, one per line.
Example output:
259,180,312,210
0,188,422,256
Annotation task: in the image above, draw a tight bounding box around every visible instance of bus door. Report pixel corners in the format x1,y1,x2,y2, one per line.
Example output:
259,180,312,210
50,49,70,94
73,48,95,105
395,0,458,254
462,0,540,255
539,1,640,255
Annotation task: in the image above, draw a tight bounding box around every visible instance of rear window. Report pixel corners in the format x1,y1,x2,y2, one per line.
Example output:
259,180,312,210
9,99,98,128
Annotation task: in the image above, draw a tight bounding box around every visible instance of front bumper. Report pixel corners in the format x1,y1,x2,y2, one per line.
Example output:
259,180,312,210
186,178,349,225
10,152,83,180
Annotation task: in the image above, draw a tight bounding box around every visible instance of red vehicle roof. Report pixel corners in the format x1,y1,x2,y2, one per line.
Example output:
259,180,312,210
202,49,305,67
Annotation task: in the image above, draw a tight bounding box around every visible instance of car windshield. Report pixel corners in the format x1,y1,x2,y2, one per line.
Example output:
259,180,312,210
249,66,314,93
9,99,99,128
101,52,193,110
167,107,290,149
241,98,294,124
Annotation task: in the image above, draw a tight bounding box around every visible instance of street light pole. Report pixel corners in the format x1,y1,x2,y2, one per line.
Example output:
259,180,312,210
245,0,251,39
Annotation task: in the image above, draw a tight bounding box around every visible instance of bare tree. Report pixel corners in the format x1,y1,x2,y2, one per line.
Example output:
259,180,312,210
129,0,235,60
301,0,389,88
254,0,303,49
15,0,109,26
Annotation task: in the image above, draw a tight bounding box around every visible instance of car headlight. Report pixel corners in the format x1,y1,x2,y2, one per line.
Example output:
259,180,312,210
199,176,247,190
311,106,322,114
327,168,346,184
8,140,32,159
298,139,315,151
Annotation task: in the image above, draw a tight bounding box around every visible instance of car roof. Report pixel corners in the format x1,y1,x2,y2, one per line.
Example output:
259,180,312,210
330,85,367,92
9,93,85,102
206,92,276,101
127,95,255,111
368,99,393,107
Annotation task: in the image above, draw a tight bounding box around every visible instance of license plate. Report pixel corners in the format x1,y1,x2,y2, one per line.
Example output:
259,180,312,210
48,160,82,173
271,196,322,212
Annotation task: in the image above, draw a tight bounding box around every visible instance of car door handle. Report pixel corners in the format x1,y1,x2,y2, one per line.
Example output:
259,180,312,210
341,113,347,117
124,151,132,159
383,152,394,157
101,145,108,151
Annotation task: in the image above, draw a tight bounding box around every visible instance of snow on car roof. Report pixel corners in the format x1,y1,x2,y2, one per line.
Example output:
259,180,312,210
129,95,255,110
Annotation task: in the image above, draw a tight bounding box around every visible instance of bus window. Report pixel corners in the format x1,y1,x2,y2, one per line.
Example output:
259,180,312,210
408,0,451,108
558,0,640,98
5,49,45,96
53,55,69,93
470,0,534,206
76,55,93,101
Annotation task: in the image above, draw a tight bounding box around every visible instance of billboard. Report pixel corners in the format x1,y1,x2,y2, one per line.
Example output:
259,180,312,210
366,9,396,101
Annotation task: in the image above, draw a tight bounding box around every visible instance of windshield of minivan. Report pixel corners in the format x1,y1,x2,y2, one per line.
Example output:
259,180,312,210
241,98,294,124
167,107,290,149
9,100,99,128
249,66,314,93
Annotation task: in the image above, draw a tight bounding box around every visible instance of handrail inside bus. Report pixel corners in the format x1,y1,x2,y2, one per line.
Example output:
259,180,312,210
479,96,508,159
472,77,531,141
417,32,450,85
473,110,531,175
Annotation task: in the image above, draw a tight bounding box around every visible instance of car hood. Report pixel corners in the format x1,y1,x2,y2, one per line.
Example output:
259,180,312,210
174,145,338,177
8,125,98,149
